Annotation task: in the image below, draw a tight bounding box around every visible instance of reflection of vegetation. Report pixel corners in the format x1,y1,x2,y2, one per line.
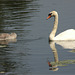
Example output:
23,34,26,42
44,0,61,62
69,49,75,53
51,60,75,66
0,0,39,33
0,61,16,72
0,0,39,74
0,48,16,73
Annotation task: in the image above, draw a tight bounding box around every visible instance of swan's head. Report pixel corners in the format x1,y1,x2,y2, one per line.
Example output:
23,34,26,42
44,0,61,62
47,11,58,19
10,33,17,38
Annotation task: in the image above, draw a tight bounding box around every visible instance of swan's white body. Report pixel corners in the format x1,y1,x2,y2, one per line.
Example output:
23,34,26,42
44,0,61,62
54,29,75,40
47,11,75,40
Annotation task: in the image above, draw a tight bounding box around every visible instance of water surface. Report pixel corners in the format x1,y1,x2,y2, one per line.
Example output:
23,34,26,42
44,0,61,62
0,0,75,75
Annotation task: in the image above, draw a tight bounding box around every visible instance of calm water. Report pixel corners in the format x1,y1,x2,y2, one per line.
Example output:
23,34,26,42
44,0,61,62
0,0,75,75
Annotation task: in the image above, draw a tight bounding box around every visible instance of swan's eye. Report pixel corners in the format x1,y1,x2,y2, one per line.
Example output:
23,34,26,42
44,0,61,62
48,13,52,16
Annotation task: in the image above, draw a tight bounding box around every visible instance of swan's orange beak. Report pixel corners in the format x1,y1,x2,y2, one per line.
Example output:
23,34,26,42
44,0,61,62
46,15,51,20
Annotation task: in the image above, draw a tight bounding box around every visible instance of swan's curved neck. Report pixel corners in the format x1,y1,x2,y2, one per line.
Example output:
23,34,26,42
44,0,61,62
49,14,58,40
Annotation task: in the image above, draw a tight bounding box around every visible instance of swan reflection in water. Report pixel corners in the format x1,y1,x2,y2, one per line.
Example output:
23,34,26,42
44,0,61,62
0,39,17,47
48,41,75,71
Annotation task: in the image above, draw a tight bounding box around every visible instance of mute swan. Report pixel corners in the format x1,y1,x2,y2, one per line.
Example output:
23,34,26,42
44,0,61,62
0,33,17,40
47,11,75,40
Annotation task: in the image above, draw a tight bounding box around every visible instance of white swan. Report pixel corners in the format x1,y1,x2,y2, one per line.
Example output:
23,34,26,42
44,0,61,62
47,11,75,40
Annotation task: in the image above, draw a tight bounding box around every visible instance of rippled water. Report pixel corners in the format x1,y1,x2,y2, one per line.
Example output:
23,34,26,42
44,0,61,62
0,0,75,75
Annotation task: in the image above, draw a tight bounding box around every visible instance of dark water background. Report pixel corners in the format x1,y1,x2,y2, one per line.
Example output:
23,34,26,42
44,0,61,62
0,0,75,75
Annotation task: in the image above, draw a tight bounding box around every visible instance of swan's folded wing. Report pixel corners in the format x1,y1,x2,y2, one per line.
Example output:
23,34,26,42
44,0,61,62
54,29,75,40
